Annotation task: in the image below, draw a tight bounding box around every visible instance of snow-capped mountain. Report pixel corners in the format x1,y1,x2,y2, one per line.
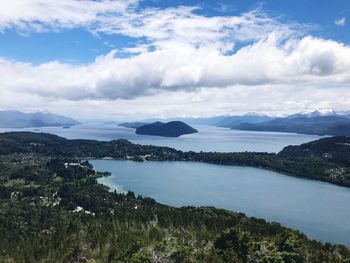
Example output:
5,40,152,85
287,109,340,119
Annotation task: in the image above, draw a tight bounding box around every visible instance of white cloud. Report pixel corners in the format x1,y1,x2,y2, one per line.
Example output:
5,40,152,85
0,1,305,51
2,83,350,120
335,17,346,27
92,7,306,52
0,1,349,117
0,0,138,33
1,35,350,102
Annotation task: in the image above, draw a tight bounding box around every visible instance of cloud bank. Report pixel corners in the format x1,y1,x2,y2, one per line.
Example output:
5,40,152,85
0,0,349,118
1,35,350,100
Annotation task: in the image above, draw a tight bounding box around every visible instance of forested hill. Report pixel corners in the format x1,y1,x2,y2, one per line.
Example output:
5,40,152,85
0,132,183,158
280,136,350,166
0,132,350,187
0,132,350,262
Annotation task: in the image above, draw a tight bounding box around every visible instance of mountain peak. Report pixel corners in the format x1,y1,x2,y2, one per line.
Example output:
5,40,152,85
308,109,337,117
244,112,268,117
287,109,338,119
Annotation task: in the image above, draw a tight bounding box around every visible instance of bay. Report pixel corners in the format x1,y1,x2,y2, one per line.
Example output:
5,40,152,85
93,159,350,246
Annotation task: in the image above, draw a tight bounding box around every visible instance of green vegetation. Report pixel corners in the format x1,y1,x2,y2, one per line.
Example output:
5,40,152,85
0,132,350,261
0,132,349,187
1,153,349,262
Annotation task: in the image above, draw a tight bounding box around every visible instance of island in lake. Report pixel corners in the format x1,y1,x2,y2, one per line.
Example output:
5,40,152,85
135,121,198,137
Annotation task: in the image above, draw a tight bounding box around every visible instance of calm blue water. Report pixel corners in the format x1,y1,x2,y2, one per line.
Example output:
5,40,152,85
92,159,350,246
0,124,322,152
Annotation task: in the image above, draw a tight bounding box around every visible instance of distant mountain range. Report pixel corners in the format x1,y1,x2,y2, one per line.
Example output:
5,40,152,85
135,121,198,137
231,111,350,136
118,122,150,129
0,110,80,128
5,108,345,136
143,113,274,127
213,113,273,128
287,110,339,118
3,109,350,136
139,110,350,136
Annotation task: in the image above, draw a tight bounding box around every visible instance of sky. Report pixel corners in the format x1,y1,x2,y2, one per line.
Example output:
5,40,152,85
0,0,350,120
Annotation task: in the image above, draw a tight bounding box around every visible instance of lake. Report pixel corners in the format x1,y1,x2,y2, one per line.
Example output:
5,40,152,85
92,159,350,246
0,124,322,152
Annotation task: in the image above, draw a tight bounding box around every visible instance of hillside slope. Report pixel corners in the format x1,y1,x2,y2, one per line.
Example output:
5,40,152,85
0,132,349,261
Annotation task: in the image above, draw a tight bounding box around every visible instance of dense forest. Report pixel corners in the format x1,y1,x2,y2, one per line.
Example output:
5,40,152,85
0,132,349,187
1,149,350,262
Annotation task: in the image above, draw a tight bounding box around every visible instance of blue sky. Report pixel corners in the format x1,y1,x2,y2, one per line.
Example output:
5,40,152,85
0,0,350,119
0,0,349,64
